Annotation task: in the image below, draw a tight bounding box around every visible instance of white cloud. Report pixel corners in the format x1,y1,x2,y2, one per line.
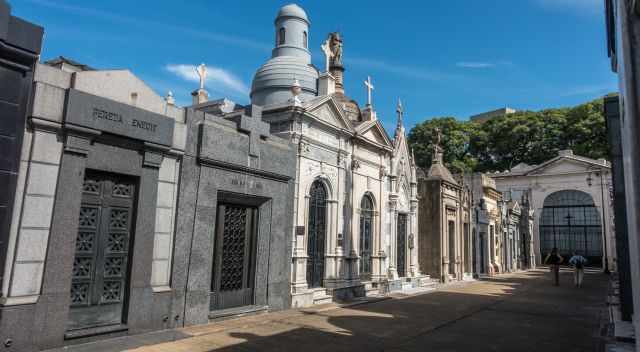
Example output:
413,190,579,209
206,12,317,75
535,0,601,15
165,64,249,97
456,62,496,69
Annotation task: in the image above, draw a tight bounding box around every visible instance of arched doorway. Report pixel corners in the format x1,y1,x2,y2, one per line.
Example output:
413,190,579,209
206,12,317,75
540,190,603,266
359,194,374,277
307,180,327,288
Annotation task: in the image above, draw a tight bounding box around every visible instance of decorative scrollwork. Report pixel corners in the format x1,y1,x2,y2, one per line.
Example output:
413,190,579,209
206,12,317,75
79,206,98,228
104,257,124,277
75,231,95,253
101,281,122,303
112,183,132,197
72,258,92,279
109,209,129,229
70,283,89,305
107,232,126,252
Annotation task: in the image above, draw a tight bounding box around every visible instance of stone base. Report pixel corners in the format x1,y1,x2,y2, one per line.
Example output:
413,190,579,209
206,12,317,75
327,284,365,302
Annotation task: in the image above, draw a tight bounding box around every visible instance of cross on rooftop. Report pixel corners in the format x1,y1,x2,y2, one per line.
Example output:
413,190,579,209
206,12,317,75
236,106,269,158
364,76,374,106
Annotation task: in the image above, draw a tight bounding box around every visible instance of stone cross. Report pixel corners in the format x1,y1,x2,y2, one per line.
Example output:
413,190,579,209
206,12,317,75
396,98,404,127
321,38,333,73
196,63,207,90
237,106,269,158
364,76,374,106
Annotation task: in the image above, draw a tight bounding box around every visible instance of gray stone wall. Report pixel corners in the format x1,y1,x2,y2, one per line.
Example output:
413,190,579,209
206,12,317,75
0,62,185,351
172,108,295,327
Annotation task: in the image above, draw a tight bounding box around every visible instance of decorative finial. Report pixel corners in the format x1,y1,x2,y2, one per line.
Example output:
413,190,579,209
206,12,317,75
364,76,374,106
396,98,404,128
432,127,444,164
196,63,207,90
165,91,175,106
290,78,302,106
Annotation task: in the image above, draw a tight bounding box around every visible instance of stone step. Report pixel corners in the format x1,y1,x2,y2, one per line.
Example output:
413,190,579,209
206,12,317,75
313,294,333,305
365,288,380,297
311,288,328,299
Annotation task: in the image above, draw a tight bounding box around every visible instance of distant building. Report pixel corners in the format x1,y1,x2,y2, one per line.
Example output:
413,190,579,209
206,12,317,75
469,107,516,123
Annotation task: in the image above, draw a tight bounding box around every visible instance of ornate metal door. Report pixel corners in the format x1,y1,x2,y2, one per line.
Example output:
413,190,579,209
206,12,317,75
211,204,258,310
397,214,407,277
68,171,136,331
307,181,327,288
359,195,374,277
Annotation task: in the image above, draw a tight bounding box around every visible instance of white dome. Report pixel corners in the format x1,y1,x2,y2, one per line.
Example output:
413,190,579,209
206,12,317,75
276,4,308,23
251,56,318,106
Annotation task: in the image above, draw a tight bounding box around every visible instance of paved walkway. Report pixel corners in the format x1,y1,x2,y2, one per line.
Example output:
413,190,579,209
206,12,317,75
56,268,609,352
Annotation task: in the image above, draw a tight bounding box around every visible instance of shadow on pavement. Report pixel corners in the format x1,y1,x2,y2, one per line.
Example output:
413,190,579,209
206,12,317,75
181,269,609,352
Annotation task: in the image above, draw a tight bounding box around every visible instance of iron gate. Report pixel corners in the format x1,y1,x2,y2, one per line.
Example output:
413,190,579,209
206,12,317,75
359,195,374,277
306,181,327,288
397,214,407,277
68,170,136,330
211,204,258,310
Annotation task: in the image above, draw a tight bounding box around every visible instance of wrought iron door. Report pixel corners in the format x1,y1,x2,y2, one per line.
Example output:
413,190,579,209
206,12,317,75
540,190,603,265
397,214,407,277
211,204,258,310
359,195,374,277
307,181,327,288
448,220,456,275
68,171,136,331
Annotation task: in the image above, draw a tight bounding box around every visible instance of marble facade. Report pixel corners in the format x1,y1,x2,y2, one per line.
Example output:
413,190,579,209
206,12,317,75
252,5,426,306
491,150,615,270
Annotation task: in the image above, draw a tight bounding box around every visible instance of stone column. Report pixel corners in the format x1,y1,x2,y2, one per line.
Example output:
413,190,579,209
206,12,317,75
387,200,399,279
291,195,310,293
409,201,419,277
325,199,339,282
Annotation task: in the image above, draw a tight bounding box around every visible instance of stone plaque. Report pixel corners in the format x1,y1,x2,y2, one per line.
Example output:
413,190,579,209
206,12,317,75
65,89,174,146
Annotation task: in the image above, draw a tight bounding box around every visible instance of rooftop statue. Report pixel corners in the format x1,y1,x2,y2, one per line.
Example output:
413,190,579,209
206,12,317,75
329,32,343,66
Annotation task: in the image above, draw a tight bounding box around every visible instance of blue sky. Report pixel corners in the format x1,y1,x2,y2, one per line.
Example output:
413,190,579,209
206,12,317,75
12,0,616,133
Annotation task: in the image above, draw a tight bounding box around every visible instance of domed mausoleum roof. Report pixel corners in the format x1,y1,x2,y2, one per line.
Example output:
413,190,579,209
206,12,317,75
250,4,318,106
277,4,309,23
251,56,319,106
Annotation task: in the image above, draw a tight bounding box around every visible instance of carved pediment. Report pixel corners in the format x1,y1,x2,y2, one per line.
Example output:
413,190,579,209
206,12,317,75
308,98,352,130
527,158,598,175
356,120,393,149
363,128,388,145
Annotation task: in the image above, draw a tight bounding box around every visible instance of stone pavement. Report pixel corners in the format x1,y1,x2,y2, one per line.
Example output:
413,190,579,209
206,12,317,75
51,268,609,352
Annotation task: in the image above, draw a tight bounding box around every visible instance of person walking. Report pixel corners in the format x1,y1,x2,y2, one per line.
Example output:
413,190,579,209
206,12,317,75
568,251,588,288
544,247,564,286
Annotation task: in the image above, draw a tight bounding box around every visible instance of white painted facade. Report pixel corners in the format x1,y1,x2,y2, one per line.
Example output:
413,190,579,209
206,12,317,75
491,150,615,270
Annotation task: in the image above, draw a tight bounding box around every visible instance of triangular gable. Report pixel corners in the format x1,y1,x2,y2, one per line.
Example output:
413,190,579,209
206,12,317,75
355,120,393,149
306,96,353,131
526,157,605,176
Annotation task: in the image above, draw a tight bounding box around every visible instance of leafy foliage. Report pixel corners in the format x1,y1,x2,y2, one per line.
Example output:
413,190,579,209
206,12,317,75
407,97,609,173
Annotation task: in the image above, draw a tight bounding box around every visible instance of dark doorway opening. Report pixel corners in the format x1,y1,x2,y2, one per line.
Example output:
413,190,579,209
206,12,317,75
307,181,327,288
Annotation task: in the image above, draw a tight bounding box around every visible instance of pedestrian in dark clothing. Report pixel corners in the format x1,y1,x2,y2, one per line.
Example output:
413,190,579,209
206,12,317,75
568,251,588,288
544,247,564,286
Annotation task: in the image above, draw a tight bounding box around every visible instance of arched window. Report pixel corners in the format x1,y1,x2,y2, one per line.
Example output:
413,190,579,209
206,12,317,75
279,27,286,45
307,180,327,288
303,31,308,48
540,190,602,266
359,194,374,276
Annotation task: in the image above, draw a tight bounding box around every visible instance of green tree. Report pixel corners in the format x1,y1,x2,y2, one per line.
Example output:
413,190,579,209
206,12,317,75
408,97,610,174
407,117,478,173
